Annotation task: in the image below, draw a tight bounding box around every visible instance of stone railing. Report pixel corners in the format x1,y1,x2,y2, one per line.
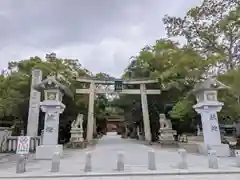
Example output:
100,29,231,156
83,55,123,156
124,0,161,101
2,136,40,153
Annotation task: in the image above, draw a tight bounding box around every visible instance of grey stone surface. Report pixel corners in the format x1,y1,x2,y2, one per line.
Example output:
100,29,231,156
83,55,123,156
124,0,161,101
84,151,92,172
0,132,240,179
51,152,60,172
236,156,240,167
16,155,26,173
235,150,240,167
6,174,240,180
178,149,188,169
148,150,156,170
208,150,218,169
116,151,124,171
0,153,13,163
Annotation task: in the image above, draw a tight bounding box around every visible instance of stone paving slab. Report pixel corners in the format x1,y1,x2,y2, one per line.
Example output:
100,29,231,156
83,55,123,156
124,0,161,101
0,132,240,179
0,153,12,159
2,174,240,180
0,153,11,163
0,153,10,157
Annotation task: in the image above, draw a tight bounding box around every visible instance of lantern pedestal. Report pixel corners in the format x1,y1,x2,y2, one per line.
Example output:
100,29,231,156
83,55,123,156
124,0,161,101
36,145,63,160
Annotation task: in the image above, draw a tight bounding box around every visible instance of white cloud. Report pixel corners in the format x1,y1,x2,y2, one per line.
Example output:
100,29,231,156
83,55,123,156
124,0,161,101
0,0,202,77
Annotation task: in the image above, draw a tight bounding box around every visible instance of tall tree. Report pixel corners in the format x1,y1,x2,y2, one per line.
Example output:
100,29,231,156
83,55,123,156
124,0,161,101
163,0,240,72
1,56,91,132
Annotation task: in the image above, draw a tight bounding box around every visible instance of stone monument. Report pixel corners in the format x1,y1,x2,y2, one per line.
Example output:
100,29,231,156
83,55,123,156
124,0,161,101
193,78,230,157
34,75,72,159
27,69,42,137
70,114,87,148
158,113,177,144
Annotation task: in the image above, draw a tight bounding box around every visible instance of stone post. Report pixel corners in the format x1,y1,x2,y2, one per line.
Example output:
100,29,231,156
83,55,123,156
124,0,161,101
178,149,188,169
84,151,92,172
193,78,230,157
51,152,60,172
16,155,26,173
148,150,156,170
208,150,218,169
235,150,240,167
116,151,124,171
27,69,42,137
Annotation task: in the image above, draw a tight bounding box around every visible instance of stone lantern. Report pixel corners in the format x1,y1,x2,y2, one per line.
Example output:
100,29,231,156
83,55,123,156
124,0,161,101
34,75,72,159
193,78,230,157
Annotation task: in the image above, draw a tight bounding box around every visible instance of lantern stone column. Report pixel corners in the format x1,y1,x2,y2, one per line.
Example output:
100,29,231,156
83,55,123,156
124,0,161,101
34,76,72,159
193,78,230,157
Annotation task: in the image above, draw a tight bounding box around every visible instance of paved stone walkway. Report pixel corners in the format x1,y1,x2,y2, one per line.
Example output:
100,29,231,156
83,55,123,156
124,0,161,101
7,175,240,180
0,132,240,179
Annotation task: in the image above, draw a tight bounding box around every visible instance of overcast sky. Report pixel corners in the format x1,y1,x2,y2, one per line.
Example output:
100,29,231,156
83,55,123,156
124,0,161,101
0,0,201,77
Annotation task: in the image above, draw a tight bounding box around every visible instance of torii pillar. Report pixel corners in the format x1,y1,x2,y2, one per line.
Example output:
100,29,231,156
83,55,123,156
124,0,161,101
86,82,95,142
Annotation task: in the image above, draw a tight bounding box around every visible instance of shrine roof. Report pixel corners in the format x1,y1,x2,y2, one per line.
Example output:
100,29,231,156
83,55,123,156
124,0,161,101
34,76,73,97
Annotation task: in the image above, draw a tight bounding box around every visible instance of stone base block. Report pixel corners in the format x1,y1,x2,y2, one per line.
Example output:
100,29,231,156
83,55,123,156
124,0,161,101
88,139,98,145
179,142,199,153
211,144,230,157
35,145,63,160
159,133,176,144
197,143,230,157
70,141,87,149
159,141,178,148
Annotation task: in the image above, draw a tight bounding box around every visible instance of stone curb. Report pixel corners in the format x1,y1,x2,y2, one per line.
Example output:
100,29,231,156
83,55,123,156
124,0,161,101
1,170,240,179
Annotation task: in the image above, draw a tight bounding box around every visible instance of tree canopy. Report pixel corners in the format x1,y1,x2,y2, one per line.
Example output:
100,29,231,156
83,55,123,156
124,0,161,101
120,0,240,125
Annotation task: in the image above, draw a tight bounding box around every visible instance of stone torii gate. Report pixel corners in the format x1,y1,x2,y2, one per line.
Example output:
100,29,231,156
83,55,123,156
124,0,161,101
76,78,161,142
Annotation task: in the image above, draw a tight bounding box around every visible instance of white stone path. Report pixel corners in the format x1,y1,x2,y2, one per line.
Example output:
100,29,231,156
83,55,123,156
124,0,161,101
0,132,240,179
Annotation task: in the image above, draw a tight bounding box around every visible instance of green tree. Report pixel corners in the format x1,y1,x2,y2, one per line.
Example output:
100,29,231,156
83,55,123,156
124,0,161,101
163,0,240,71
0,74,24,120
0,56,91,133
217,69,240,121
